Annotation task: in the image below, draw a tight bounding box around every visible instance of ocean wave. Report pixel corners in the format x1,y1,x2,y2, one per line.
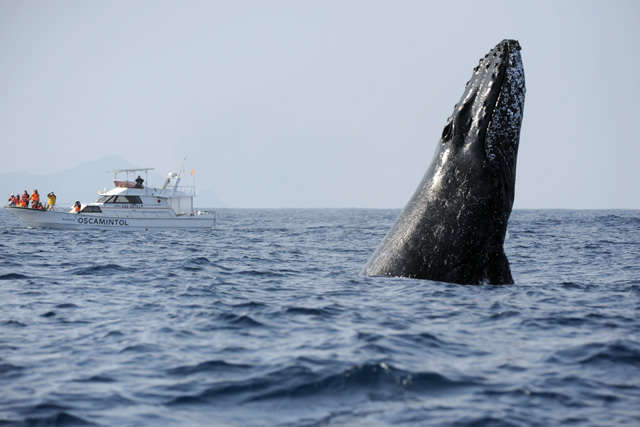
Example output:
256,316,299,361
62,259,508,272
119,343,162,354
72,375,117,383
55,303,79,309
283,306,336,316
7,411,97,426
0,362,24,379
547,339,640,369
219,313,265,328
71,264,127,276
1,320,27,327
185,256,212,265
167,360,252,376
0,273,29,280
579,340,640,366
167,362,483,407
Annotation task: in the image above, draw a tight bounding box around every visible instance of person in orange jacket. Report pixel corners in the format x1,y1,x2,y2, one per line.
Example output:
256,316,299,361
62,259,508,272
74,201,82,212
30,189,40,206
22,191,30,208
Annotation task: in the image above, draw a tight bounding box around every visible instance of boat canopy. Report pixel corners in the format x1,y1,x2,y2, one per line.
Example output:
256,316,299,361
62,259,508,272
107,168,154,174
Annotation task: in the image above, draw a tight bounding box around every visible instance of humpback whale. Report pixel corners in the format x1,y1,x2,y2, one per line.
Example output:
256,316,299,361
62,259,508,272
363,39,525,285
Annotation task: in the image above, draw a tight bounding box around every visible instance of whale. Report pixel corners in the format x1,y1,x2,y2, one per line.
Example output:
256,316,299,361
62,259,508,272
363,39,525,285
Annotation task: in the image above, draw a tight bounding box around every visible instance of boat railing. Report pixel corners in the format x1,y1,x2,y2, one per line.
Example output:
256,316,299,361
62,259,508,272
168,184,196,193
49,205,74,213
191,210,216,216
109,183,197,197
153,184,197,196
5,205,71,213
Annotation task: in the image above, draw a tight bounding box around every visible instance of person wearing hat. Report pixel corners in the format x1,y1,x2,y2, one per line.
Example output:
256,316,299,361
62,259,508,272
47,192,56,210
30,189,40,207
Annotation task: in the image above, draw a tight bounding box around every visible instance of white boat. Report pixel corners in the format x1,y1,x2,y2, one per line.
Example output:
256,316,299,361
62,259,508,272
5,167,216,230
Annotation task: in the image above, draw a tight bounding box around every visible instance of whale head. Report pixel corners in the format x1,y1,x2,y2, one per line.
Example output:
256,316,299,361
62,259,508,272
438,39,525,210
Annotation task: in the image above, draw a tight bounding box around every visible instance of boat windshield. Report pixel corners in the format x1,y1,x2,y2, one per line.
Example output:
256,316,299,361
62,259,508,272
81,206,102,213
95,195,143,204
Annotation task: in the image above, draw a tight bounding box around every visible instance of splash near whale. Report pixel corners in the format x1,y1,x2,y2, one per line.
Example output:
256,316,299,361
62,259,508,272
363,39,526,285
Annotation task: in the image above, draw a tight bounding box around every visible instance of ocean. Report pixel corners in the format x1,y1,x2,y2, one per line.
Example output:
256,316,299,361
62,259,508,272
1,208,639,426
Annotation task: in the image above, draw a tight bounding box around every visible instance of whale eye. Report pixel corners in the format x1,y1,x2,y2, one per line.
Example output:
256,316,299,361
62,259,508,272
441,119,453,141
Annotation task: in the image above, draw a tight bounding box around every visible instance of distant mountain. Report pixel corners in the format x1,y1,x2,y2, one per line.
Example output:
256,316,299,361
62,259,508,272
1,155,227,208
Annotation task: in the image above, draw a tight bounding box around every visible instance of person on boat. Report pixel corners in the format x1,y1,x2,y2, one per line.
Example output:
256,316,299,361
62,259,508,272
30,189,40,206
135,175,144,188
34,202,44,210
8,194,16,206
18,196,26,208
47,192,56,210
22,191,30,208
74,201,82,212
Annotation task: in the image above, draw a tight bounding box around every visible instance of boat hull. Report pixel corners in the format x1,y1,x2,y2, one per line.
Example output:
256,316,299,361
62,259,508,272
5,207,215,230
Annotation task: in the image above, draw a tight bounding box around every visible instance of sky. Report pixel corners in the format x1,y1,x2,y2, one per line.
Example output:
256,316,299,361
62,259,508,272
1,0,639,209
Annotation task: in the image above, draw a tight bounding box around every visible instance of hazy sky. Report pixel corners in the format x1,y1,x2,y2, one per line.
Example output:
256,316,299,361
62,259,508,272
1,0,638,208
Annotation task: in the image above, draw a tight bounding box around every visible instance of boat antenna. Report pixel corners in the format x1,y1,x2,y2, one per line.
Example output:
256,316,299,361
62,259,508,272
172,157,187,194
178,157,186,177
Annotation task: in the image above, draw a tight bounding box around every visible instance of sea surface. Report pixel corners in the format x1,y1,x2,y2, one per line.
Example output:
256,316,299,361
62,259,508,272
1,208,639,426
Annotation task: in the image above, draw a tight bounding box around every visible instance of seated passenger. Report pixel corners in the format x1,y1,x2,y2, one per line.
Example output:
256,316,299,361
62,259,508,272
22,191,30,208
8,194,16,206
135,175,144,188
